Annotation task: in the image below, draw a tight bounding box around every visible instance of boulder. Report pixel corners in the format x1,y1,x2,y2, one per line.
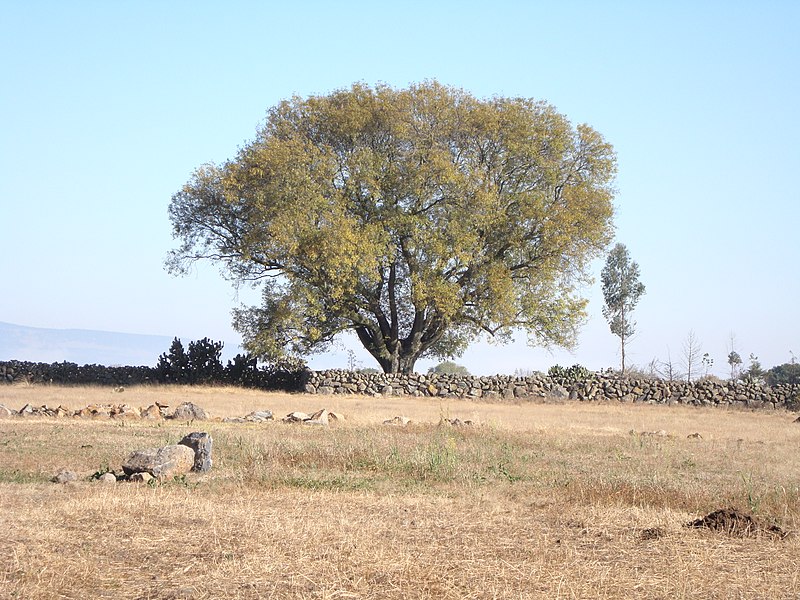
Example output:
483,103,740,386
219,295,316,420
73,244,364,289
169,402,208,421
122,445,195,479
179,432,213,472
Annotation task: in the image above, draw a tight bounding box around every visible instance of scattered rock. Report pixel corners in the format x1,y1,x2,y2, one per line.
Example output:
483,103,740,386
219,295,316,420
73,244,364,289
440,418,474,427
306,408,329,426
98,472,117,484
141,404,164,420
283,411,310,423
686,508,787,538
384,416,411,426
169,402,208,421
244,410,273,422
122,445,196,479
179,432,213,472
129,472,154,484
113,386,125,393
52,469,78,484
687,432,703,439
637,429,669,437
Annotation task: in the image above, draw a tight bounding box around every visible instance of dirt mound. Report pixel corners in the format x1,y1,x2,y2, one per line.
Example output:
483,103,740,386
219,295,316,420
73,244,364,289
686,508,787,538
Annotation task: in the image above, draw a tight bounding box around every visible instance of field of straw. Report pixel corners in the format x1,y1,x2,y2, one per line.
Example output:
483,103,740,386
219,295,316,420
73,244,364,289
1,384,799,599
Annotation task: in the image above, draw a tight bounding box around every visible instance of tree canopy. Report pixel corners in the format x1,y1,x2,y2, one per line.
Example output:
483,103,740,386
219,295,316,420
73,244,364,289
167,82,617,373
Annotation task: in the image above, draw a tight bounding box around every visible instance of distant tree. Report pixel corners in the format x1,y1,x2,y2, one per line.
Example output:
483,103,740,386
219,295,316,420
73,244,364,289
701,353,714,378
726,332,743,382
156,337,190,383
601,243,646,374
727,351,743,382
765,362,800,386
167,81,617,374
741,353,765,383
187,337,225,383
681,330,703,382
428,361,471,376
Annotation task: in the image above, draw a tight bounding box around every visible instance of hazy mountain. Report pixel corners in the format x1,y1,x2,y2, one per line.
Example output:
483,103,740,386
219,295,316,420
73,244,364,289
0,322,173,367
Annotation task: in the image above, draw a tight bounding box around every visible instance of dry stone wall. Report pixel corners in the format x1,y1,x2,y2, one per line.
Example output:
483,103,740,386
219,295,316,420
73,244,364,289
2,359,798,411
302,370,800,410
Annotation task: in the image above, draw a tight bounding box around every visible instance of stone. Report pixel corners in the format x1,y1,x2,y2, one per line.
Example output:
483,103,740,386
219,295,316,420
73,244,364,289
141,404,164,420
18,403,35,417
306,409,329,425
0,404,13,418
122,445,196,479
283,411,310,423
179,432,213,472
98,472,117,484
687,432,703,439
384,416,411,426
169,402,208,421
317,386,334,395
52,469,78,484
328,411,345,422
244,410,273,422
129,472,154,483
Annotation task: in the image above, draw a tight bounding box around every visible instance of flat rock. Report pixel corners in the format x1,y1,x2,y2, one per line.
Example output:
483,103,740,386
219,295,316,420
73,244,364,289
244,410,273,422
283,411,310,423
122,445,195,479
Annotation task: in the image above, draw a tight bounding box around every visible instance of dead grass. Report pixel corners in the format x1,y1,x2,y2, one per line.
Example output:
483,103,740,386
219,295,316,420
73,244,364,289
1,384,800,599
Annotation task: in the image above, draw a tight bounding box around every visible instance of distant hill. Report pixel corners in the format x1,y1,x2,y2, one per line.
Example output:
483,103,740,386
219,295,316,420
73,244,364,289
0,321,173,367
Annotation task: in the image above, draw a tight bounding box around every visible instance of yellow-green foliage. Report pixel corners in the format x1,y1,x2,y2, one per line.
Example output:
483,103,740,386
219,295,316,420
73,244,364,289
168,82,616,372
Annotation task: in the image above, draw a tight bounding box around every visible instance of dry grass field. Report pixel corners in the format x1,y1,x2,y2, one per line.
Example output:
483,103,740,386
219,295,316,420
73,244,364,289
1,384,800,599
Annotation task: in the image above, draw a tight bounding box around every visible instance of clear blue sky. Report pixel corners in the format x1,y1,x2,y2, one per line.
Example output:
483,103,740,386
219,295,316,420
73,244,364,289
1,1,798,376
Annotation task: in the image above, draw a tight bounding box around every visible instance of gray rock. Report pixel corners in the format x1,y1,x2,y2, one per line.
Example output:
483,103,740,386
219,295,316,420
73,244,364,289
122,445,195,479
98,472,117,484
52,469,78,484
169,402,208,421
179,432,213,472
245,410,273,422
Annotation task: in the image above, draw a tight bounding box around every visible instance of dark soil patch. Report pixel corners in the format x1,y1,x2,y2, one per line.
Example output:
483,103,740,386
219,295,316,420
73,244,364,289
686,508,787,538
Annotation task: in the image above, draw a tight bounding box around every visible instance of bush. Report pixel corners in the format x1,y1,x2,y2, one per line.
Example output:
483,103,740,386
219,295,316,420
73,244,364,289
547,364,592,381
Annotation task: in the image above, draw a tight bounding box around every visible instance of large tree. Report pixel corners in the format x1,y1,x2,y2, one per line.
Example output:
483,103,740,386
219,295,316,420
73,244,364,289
168,82,616,373
601,243,645,373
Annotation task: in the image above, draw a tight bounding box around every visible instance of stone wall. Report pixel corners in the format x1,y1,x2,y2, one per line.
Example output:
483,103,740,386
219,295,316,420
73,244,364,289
3,360,798,411
302,370,800,410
